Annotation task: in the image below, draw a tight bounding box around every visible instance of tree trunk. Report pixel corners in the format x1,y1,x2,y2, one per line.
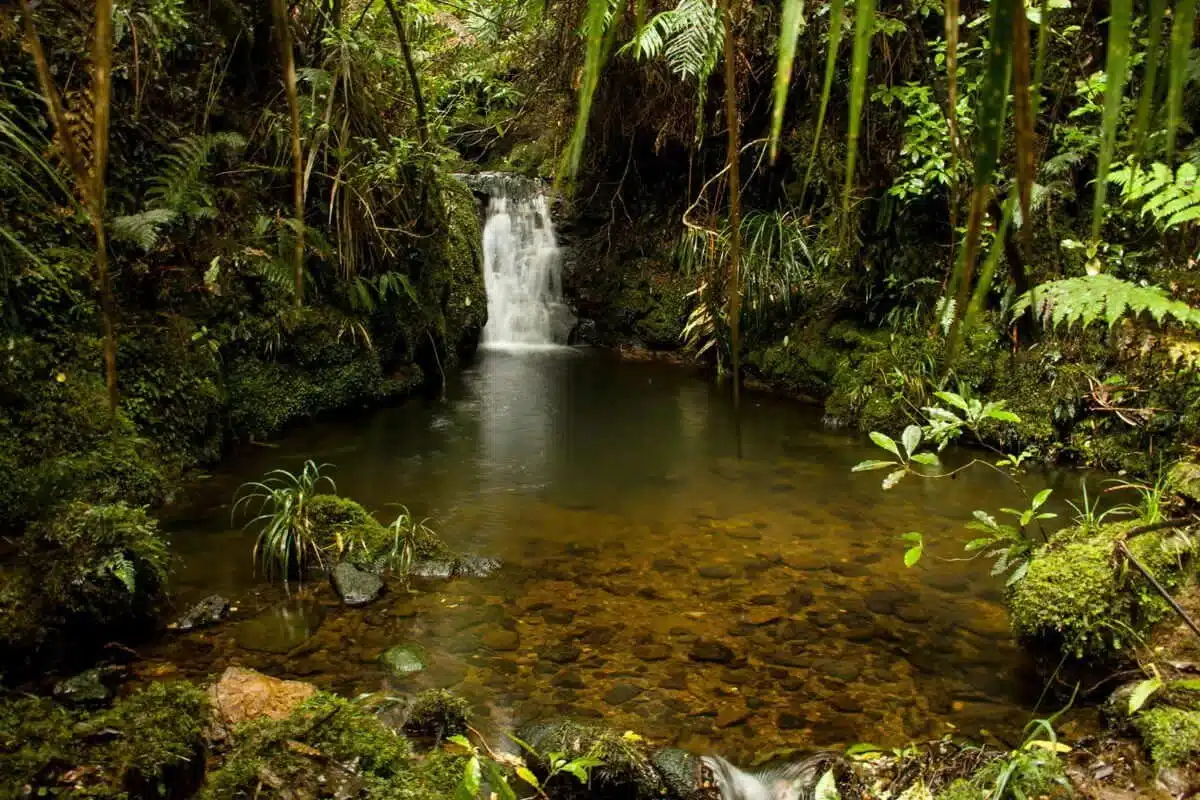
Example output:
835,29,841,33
383,0,430,146
719,0,743,414
272,0,306,306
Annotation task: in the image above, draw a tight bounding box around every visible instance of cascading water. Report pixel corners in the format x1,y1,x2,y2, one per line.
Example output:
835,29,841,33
465,174,572,347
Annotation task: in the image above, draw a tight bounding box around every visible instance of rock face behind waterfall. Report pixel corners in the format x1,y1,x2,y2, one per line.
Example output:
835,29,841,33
457,172,574,345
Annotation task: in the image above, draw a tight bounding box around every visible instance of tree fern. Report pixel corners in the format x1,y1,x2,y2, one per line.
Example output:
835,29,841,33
622,0,722,83
111,208,178,250
1012,274,1200,330
1108,161,1200,231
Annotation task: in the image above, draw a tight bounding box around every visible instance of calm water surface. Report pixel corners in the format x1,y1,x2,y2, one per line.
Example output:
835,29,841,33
148,348,1087,761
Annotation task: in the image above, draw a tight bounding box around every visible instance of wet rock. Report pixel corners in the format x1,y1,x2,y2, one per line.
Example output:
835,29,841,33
746,608,782,626
174,594,230,631
785,587,815,612
411,558,458,579
767,642,811,668
650,748,708,800
808,610,839,629
580,626,616,646
543,643,582,664
926,572,971,593
633,643,672,661
652,558,685,573
866,589,906,615
235,598,324,654
814,657,864,682
331,562,383,606
716,706,751,728
456,555,503,578
830,695,865,713
831,562,871,578
483,629,521,651
689,639,736,664
516,719,665,798
541,607,576,625
699,565,735,580
208,666,316,728
54,669,111,706
379,643,428,677
553,671,586,690
750,594,776,606
605,683,644,705
660,671,689,691
895,605,933,625
779,711,806,730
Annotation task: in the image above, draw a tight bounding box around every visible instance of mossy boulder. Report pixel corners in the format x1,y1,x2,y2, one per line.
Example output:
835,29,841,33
1008,521,1196,657
515,718,666,798
0,680,208,798
308,494,392,566
1168,461,1200,504
403,689,469,738
380,644,429,677
1134,706,1200,767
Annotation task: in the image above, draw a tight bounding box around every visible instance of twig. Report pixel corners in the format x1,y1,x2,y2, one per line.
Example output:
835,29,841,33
1123,517,1195,540
1117,540,1200,643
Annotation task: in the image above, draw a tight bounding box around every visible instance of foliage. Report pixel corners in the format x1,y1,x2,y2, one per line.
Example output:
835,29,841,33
1133,706,1200,767
622,0,723,84
1109,161,1200,231
403,690,470,739
450,727,604,800
233,461,337,583
1012,274,1200,331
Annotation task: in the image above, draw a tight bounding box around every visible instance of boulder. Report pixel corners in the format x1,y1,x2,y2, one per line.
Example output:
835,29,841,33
54,668,111,706
455,555,502,578
208,666,316,728
331,562,383,606
651,749,714,800
379,643,429,677
173,594,230,631
515,718,666,798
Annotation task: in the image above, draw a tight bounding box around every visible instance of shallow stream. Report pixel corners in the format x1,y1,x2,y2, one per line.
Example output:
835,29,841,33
147,348,1087,763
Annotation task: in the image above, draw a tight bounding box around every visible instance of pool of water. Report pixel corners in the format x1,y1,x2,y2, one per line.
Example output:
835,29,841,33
145,348,1087,762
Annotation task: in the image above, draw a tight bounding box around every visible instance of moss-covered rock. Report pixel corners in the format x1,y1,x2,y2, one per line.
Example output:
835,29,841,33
308,494,392,565
403,689,469,738
1008,521,1196,657
0,680,208,798
1133,706,1200,767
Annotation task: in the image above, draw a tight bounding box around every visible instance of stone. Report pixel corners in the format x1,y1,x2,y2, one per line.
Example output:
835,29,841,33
174,594,230,631
652,558,685,573
650,749,705,799
542,608,576,625
553,670,586,690
483,629,521,651
456,555,502,578
779,711,806,730
830,562,871,578
814,658,864,682
543,643,582,664
785,587,814,612
604,683,644,705
895,605,933,625
660,671,689,691
208,666,316,728
830,695,864,713
331,562,384,607
580,626,616,646
410,558,457,579
632,643,672,661
865,589,906,615
689,639,736,664
716,706,751,728
750,594,776,606
54,669,111,706
379,643,428,677
698,565,735,580
746,608,782,626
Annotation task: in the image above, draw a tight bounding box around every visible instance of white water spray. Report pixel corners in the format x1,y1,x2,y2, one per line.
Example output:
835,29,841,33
476,176,571,346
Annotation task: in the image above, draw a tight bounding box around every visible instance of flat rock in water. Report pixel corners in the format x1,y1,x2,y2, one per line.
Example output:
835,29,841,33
331,562,383,607
483,629,521,651
716,706,751,728
689,639,736,664
209,666,316,728
650,748,705,799
174,594,230,631
379,643,428,677
632,643,672,661
604,683,643,705
234,599,324,654
456,555,502,578
543,643,582,664
410,558,457,579
698,565,735,580
54,669,110,706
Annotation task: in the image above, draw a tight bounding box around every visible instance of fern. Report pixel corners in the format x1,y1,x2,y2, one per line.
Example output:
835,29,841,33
111,209,178,252
1012,274,1200,330
1108,161,1200,231
145,131,245,215
621,0,723,83
101,552,137,594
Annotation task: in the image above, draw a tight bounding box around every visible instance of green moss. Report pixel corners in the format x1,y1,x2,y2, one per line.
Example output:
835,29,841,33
0,681,207,798
202,691,463,800
308,494,392,565
403,689,469,737
515,718,664,796
935,779,984,800
434,178,488,363
1008,521,1195,657
1134,706,1200,767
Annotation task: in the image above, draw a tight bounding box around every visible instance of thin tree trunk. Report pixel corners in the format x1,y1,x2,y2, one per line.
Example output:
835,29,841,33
272,0,306,306
20,0,120,413
383,0,430,146
719,0,743,415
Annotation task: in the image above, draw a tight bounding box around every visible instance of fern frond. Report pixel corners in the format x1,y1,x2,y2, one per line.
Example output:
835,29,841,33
111,209,178,251
1108,160,1200,231
1013,274,1200,330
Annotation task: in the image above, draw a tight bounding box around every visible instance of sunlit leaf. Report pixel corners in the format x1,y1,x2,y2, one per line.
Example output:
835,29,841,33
852,459,897,472
484,761,518,800
1031,488,1053,509
903,544,923,567
882,468,906,490
910,452,941,467
815,768,841,800
515,767,540,789
843,0,877,219
1128,676,1163,714
901,424,922,457
770,0,807,161
456,756,482,800
869,431,901,457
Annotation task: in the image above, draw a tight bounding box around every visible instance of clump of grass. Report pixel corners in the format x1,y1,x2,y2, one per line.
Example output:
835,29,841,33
233,460,335,584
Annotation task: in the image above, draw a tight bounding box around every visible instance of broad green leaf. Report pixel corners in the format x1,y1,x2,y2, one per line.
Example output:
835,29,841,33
882,468,907,490
1091,0,1132,241
770,0,807,161
1005,560,1030,585
964,536,993,551
901,424,922,457
934,390,970,412
910,452,941,467
852,459,897,472
456,756,482,800
484,761,518,800
448,735,472,749
1166,0,1198,163
903,544,923,567
900,531,924,544
802,0,845,202
1031,488,1052,509
815,768,841,800
1128,677,1162,714
515,767,540,789
869,431,901,457
843,0,877,218
987,409,1022,423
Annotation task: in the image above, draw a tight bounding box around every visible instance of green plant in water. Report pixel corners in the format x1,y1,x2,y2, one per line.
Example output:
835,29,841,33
233,460,336,584
449,728,603,799
388,504,437,583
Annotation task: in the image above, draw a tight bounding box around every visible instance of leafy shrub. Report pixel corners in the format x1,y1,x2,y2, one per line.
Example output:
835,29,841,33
234,461,336,582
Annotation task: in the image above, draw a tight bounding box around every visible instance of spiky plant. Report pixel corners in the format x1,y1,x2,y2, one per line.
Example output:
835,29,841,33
233,461,336,584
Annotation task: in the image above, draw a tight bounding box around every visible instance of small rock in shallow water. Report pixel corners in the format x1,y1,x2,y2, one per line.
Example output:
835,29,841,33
483,629,520,651
543,643,581,663
455,555,502,578
579,626,616,646
541,607,575,625
689,639,736,664
632,643,672,661
331,562,383,606
604,683,644,705
174,594,230,631
54,669,111,706
209,666,316,728
410,559,457,579
379,643,428,677
716,706,751,728
698,565,735,580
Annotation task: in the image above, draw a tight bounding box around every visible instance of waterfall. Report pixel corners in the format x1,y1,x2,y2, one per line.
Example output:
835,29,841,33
464,173,572,347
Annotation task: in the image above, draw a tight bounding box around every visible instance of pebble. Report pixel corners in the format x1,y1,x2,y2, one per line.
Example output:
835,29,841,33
604,683,644,705
689,639,736,664
632,643,672,661
698,565,735,580
483,630,520,651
